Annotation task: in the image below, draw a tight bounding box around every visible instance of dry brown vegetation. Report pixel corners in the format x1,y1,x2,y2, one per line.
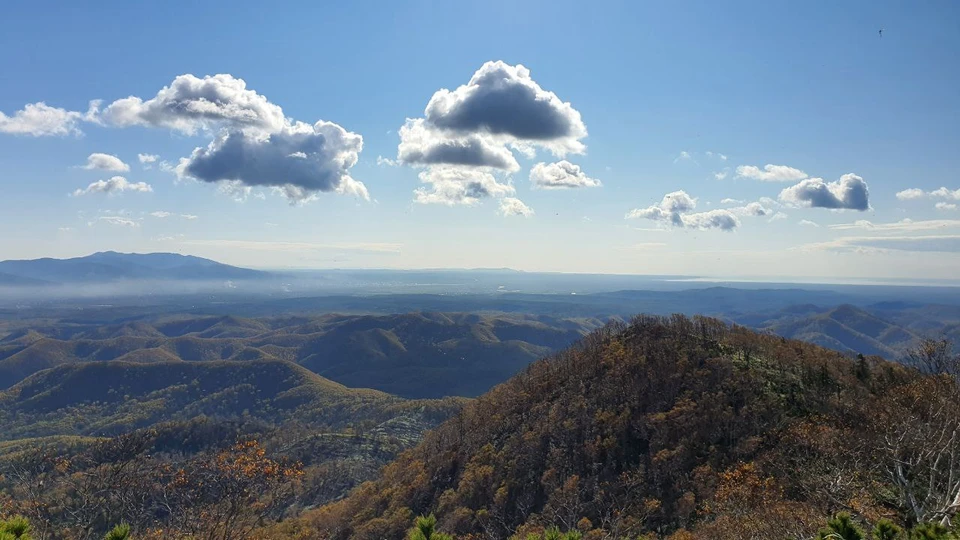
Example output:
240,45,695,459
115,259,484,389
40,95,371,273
288,315,960,539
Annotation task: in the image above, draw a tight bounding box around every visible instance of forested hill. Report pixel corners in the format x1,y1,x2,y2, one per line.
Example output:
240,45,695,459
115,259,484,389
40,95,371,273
0,312,600,398
0,359,461,441
292,315,960,539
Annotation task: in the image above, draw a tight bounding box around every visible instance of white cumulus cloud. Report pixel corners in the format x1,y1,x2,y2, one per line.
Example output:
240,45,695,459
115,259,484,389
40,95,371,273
498,197,535,217
177,120,368,203
931,187,960,200
779,173,870,211
397,118,519,171
102,74,285,135
423,61,587,156
0,100,100,137
529,160,601,190
414,167,515,206
81,153,129,172
72,176,153,196
736,164,808,182
895,188,926,200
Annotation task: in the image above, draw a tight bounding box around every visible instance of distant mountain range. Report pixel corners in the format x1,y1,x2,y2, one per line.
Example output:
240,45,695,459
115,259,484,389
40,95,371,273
0,312,602,398
737,302,960,359
0,251,268,285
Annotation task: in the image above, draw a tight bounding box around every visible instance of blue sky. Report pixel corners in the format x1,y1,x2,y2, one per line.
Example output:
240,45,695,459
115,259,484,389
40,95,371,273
1,1,958,280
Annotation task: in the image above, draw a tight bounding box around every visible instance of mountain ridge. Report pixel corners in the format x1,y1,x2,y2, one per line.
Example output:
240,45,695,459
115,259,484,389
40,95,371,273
0,251,268,284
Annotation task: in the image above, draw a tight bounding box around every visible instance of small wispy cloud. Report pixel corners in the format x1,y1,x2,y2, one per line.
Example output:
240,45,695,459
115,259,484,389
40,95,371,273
618,242,667,251
796,234,960,254
88,216,140,228
376,155,398,167
737,164,807,182
673,150,697,165
829,218,960,232
150,211,198,220
181,239,403,254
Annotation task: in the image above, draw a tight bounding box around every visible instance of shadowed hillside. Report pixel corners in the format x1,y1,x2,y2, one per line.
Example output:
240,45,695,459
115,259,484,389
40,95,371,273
0,359,462,441
761,304,919,358
0,313,602,398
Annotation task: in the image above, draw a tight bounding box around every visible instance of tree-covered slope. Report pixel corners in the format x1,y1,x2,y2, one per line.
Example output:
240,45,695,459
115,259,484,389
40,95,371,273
0,359,461,441
298,315,954,539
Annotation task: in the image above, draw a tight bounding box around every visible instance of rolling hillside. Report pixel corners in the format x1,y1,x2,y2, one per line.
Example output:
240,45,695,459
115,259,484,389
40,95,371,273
0,358,461,441
0,313,602,398
759,304,920,358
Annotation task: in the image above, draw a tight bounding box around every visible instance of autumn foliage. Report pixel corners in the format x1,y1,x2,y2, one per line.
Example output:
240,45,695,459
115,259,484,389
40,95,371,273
297,315,960,539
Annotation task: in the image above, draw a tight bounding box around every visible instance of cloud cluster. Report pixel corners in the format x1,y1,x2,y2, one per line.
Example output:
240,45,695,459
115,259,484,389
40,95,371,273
72,176,153,197
81,153,129,172
896,187,960,201
626,190,740,231
0,101,100,137
102,74,366,203
736,164,808,182
397,61,591,213
779,173,870,211
529,160,601,190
